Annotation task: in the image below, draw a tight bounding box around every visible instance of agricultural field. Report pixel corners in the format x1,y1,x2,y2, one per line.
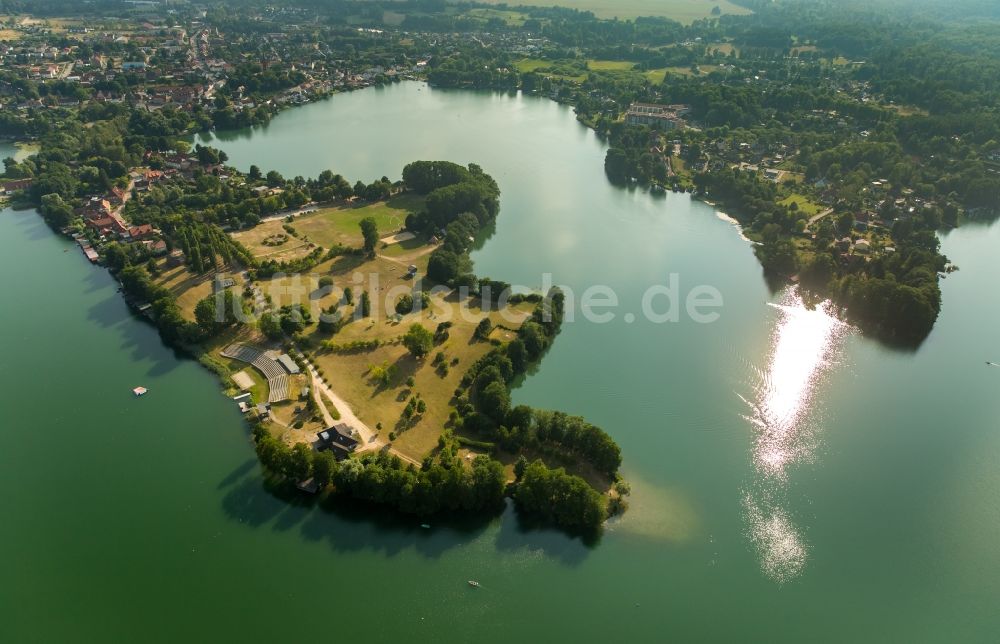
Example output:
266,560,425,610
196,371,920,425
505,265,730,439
477,0,751,23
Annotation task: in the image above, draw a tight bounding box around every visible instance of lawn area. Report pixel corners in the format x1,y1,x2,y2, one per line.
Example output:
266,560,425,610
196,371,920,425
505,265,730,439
779,193,825,217
304,287,535,462
380,234,431,259
514,58,549,73
0,28,21,41
663,64,725,77
172,201,541,465
587,59,636,72
888,104,929,117
226,360,269,403
291,194,423,249
477,0,750,22
231,219,316,262
644,68,668,83
514,58,588,82
707,42,738,56
231,195,423,260
152,261,243,320
257,254,407,312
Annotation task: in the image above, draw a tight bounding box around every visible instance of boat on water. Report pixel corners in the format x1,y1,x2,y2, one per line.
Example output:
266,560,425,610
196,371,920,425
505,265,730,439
467,580,480,588
420,524,431,529
132,386,148,397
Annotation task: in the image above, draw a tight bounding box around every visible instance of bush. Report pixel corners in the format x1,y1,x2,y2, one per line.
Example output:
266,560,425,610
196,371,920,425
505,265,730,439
395,293,414,314
456,436,496,451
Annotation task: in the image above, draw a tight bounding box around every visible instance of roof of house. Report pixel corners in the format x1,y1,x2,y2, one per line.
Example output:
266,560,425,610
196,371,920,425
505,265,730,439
128,224,154,237
317,424,359,450
277,353,300,374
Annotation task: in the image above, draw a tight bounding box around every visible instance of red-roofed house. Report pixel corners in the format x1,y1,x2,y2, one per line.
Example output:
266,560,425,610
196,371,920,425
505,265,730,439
128,224,154,240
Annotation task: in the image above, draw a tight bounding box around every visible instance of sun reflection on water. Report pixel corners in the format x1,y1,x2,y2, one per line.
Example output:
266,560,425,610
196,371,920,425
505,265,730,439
741,289,849,582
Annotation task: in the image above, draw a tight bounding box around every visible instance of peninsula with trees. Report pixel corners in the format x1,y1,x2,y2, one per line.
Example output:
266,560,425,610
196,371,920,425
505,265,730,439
17,105,629,535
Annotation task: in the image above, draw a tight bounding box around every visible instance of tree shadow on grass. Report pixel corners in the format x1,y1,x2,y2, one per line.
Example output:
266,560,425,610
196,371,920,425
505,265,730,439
327,253,366,275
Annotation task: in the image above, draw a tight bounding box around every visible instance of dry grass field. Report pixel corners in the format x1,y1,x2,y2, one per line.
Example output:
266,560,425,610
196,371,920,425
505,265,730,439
477,0,751,23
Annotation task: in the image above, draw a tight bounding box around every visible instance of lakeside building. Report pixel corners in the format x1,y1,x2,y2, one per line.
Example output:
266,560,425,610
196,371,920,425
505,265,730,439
624,103,689,130
276,354,300,375
316,424,359,460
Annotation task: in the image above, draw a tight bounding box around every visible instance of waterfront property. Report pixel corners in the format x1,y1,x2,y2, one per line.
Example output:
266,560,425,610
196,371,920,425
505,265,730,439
315,424,359,459
231,370,254,390
624,102,689,130
221,343,291,403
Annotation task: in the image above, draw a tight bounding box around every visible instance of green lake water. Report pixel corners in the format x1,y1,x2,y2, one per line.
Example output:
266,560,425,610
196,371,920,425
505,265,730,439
3,83,1000,641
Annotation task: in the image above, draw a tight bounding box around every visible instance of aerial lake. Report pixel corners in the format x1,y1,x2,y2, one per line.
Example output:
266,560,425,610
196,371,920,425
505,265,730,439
3,83,999,641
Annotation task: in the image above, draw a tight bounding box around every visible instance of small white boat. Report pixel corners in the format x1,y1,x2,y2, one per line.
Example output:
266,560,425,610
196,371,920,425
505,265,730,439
132,386,148,397
467,580,480,588
420,524,431,529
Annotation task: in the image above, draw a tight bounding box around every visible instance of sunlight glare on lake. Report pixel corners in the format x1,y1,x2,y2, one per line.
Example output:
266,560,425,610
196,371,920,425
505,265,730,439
742,289,849,582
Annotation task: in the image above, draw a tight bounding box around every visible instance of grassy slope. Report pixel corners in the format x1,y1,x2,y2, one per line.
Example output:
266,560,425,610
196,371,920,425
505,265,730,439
292,194,423,249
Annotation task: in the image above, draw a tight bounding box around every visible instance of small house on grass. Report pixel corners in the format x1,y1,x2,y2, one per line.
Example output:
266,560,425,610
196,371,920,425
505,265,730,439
315,424,359,460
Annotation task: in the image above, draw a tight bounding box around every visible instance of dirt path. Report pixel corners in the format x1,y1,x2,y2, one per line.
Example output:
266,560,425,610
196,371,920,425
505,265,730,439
376,243,438,267
806,208,834,230
298,352,424,467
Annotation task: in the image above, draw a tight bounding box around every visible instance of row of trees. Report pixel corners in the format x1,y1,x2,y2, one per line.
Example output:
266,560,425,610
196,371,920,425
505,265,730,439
253,425,506,517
